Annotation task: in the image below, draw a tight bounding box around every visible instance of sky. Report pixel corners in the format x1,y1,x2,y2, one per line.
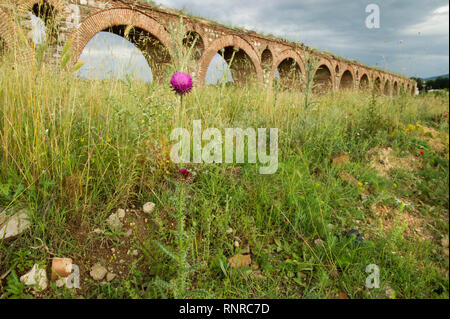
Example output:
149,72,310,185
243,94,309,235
32,0,449,82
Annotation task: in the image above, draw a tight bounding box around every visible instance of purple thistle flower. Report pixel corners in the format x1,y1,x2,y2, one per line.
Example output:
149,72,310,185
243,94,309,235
170,72,193,96
179,168,191,178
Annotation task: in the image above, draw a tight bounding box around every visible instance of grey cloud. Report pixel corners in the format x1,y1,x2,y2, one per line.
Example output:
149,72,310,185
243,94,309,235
155,0,448,78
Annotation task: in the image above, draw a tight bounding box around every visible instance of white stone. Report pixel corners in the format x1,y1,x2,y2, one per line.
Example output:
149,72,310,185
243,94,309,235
90,263,107,281
106,272,116,282
20,263,48,291
0,209,31,239
107,209,125,229
143,202,156,214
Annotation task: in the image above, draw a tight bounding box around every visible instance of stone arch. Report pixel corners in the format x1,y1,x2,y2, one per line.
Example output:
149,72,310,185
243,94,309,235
198,35,263,85
335,63,340,75
18,0,66,43
183,30,205,61
383,79,391,95
261,47,273,71
339,68,354,90
0,8,34,63
393,81,399,95
374,75,382,94
69,8,175,83
359,73,370,90
313,58,335,93
18,0,66,13
270,49,305,89
182,22,206,61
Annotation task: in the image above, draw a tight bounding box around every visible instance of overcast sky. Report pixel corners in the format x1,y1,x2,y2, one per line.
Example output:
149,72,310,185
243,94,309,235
71,0,449,81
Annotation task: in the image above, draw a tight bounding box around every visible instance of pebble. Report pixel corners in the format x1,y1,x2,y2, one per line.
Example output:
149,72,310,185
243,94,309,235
90,263,107,281
106,272,116,282
107,210,126,229
314,239,324,247
143,202,156,214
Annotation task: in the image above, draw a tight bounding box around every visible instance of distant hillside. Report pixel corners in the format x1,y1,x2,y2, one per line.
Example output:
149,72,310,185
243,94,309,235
423,74,449,81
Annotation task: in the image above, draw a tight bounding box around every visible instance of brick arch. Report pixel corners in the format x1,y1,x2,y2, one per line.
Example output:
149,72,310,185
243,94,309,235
393,80,399,95
197,35,263,85
373,73,383,93
183,22,207,53
359,72,371,90
339,66,355,90
268,49,306,88
18,0,66,10
69,8,175,66
313,57,336,92
182,23,207,67
0,8,34,63
383,78,391,95
18,0,67,19
261,46,274,70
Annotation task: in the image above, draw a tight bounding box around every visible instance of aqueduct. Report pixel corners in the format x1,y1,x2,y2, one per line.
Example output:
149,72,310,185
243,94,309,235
0,0,417,94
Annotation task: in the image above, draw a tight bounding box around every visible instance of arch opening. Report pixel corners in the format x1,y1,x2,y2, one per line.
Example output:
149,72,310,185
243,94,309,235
76,31,154,83
209,46,256,85
313,64,332,93
359,74,369,90
261,48,273,71
205,53,233,85
339,70,354,90
183,31,204,61
31,1,59,44
374,77,382,94
275,57,302,90
96,25,171,83
383,80,391,95
393,81,399,95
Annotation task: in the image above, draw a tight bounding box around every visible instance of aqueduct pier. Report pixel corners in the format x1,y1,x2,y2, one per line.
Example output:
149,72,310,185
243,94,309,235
0,0,417,94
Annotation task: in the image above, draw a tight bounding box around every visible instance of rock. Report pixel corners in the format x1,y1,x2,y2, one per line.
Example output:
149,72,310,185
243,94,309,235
253,270,264,280
107,209,126,229
117,209,126,219
226,227,233,234
56,278,66,288
314,239,324,247
143,202,156,214
0,209,31,239
106,272,116,282
331,153,350,167
90,263,107,281
384,286,395,299
124,229,133,237
228,254,251,269
20,263,48,291
51,257,73,281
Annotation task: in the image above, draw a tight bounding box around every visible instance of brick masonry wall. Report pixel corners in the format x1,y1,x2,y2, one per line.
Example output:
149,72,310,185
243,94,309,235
1,0,417,93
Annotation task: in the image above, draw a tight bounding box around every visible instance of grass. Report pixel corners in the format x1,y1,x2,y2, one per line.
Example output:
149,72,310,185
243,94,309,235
0,41,448,299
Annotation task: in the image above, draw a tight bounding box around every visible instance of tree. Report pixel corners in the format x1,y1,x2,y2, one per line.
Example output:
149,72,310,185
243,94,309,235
410,77,424,91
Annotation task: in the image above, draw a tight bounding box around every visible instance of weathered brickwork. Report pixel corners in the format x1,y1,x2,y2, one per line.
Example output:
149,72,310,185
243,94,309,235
1,0,417,94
